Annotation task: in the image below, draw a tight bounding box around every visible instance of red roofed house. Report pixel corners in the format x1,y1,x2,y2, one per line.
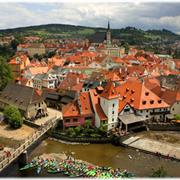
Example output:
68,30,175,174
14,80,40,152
117,80,170,132
99,82,120,130
89,89,108,128
161,89,180,119
58,72,86,93
9,54,30,81
62,92,94,128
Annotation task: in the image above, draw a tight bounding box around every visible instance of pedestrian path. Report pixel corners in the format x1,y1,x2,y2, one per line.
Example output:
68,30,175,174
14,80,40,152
121,136,180,160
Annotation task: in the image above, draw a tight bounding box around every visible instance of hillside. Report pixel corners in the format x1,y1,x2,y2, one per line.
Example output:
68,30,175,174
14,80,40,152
0,24,180,46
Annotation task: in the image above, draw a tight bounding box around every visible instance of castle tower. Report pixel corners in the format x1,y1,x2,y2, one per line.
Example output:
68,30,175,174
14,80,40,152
106,21,111,45
100,81,119,131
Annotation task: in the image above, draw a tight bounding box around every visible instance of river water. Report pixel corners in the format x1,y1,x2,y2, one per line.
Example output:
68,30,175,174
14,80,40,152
1,136,180,177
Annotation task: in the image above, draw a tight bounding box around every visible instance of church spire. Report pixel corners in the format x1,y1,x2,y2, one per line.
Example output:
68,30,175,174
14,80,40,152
108,21,110,31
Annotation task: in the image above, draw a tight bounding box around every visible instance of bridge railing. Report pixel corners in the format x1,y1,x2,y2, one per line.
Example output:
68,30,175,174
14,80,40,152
0,115,58,172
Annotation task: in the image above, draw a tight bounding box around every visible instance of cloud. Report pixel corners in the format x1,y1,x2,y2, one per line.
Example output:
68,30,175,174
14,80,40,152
0,3,180,34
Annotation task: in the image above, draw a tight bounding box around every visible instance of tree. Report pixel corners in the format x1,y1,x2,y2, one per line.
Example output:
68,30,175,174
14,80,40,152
11,39,20,50
85,120,92,129
98,124,107,136
0,56,12,91
47,51,56,58
74,126,82,136
4,105,23,129
66,127,76,137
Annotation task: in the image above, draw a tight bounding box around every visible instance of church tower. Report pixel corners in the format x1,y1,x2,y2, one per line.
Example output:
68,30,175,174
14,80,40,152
106,21,111,45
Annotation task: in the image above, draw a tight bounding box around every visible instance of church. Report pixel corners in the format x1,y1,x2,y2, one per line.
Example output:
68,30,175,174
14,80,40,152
88,21,125,57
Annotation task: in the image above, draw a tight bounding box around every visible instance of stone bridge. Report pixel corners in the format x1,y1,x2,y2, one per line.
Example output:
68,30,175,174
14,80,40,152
0,114,61,173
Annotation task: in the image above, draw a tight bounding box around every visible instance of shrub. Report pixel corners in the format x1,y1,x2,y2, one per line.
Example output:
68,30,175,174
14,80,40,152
4,105,23,129
174,114,180,120
66,127,76,137
74,126,82,136
85,120,92,129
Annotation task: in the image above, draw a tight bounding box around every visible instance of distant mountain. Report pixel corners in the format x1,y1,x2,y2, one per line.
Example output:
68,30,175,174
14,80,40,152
0,24,179,45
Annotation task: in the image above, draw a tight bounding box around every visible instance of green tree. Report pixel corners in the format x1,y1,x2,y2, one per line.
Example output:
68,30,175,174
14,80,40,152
98,124,107,136
0,56,12,91
66,127,76,137
11,39,20,50
4,105,23,129
74,126,82,136
85,119,92,129
47,51,56,58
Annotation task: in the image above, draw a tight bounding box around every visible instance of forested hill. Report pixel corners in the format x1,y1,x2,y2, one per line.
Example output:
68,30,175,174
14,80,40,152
0,24,180,45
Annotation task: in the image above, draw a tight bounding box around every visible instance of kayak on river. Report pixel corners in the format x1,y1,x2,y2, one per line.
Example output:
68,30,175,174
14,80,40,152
19,154,135,178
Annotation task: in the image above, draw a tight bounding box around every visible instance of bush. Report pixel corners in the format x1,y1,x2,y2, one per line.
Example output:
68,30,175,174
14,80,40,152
66,127,76,137
174,114,180,120
85,120,92,129
4,105,23,129
74,126,82,136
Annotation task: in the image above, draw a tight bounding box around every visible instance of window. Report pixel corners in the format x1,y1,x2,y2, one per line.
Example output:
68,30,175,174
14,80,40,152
146,110,148,112
73,118,78,122
65,119,70,123
85,117,92,121
112,118,114,122
112,111,114,114
112,104,115,108
146,115,149,118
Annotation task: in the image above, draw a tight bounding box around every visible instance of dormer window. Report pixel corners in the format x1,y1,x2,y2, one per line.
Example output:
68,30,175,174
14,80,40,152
126,88,129,92
131,90,135,94
150,100,154,104
123,95,126,99
142,100,146,105
130,98,134,102
145,92,149,96
158,100,162,104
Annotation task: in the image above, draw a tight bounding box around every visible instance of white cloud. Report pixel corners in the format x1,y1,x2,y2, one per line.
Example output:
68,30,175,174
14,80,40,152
0,3,179,34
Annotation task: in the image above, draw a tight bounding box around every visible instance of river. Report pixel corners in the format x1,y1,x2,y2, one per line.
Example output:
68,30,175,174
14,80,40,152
1,137,180,177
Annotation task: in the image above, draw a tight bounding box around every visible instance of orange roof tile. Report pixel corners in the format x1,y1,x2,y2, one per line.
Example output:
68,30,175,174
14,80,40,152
117,80,169,110
89,89,107,121
100,82,120,100
161,89,180,105
62,91,93,117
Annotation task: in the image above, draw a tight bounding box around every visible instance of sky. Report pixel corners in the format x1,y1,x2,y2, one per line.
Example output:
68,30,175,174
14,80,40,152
0,2,180,34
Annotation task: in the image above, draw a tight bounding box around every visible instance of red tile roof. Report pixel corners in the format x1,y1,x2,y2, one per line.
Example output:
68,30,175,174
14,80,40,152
100,82,120,100
62,91,93,117
89,89,107,121
161,89,180,105
117,80,169,110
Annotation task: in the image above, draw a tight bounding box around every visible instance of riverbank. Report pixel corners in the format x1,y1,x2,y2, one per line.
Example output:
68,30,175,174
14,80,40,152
121,131,180,161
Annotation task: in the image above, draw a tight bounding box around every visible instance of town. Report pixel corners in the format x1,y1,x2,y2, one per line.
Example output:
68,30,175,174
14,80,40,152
0,21,180,178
